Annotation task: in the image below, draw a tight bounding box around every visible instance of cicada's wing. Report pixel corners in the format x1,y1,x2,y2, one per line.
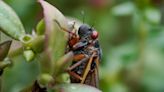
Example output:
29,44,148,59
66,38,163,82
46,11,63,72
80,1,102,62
84,57,99,88
84,66,99,88
69,51,100,88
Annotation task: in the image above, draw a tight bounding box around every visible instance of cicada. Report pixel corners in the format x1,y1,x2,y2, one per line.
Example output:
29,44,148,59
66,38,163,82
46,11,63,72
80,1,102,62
55,20,102,88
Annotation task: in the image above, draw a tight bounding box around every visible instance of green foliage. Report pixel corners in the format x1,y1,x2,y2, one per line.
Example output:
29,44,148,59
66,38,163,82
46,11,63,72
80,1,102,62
0,0,25,40
112,2,135,16
0,0,164,92
39,0,68,63
1,0,102,92
3,56,39,92
36,19,45,35
144,7,161,24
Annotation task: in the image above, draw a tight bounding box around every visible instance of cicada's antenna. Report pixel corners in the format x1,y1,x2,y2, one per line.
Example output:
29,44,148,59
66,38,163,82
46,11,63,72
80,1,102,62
91,21,96,29
81,11,85,24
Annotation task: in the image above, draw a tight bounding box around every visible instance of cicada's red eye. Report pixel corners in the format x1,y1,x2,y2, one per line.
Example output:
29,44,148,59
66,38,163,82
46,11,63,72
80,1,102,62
91,31,98,39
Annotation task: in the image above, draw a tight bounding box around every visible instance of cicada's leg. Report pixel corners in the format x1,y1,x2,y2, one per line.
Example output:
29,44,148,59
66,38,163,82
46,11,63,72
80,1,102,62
67,71,82,80
54,19,76,36
71,21,77,34
66,55,89,80
67,55,89,71
81,52,96,84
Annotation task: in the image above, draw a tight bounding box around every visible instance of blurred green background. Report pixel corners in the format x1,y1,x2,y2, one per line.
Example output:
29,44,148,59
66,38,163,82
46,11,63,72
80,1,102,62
2,0,164,92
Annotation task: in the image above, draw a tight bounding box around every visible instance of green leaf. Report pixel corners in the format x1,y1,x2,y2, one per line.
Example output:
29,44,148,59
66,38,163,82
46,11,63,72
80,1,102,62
53,84,102,92
0,1,25,40
2,55,39,92
38,0,68,65
36,19,45,35
144,8,161,24
112,2,135,16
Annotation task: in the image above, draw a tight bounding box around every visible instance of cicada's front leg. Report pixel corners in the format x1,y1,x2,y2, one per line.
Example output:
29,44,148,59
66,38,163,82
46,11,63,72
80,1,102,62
54,19,76,36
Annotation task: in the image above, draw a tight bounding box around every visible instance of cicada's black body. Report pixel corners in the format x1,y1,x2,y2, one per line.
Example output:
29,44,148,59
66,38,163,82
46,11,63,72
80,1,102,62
54,19,102,88
66,24,102,88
